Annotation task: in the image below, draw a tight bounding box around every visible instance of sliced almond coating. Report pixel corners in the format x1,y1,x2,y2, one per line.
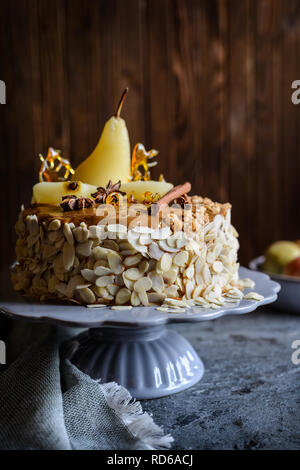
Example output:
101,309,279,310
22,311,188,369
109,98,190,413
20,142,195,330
120,249,139,256
242,278,255,289
131,291,141,306
115,274,125,287
184,264,195,279
148,259,157,272
119,241,134,251
158,240,179,253
139,234,152,245
48,275,58,293
185,279,195,299
73,276,92,290
93,246,108,260
202,264,212,284
138,260,149,274
124,254,142,267
94,259,109,269
128,235,148,255
54,238,64,250
87,255,96,268
176,238,187,249
56,282,67,296
122,273,135,290
53,253,63,270
166,235,177,248
212,261,223,274
132,226,153,234
208,303,221,310
206,252,216,264
134,276,152,292
147,292,166,304
94,265,112,276
151,227,171,240
103,239,119,251
111,306,133,310
192,285,203,299
42,244,59,260
73,226,89,243
164,298,190,308
107,251,124,274
66,275,85,297
195,257,204,278
48,219,61,231
138,288,148,306
88,225,105,239
163,307,186,313
48,230,62,244
173,251,189,267
147,271,164,292
62,242,75,271
128,229,140,244
226,287,243,299
162,269,177,286
124,267,143,281
63,223,74,246
164,285,178,297
158,253,172,272
76,241,93,257
95,286,112,299
26,214,39,236
79,287,96,304
107,224,127,235
244,292,264,301
81,268,98,283
96,275,115,287
107,284,119,296
194,298,209,306
148,242,164,260
115,288,131,305
86,304,106,308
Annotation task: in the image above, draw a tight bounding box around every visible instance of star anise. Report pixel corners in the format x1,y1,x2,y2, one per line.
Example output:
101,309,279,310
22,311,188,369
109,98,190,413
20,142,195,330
60,195,95,212
91,180,126,204
173,193,192,209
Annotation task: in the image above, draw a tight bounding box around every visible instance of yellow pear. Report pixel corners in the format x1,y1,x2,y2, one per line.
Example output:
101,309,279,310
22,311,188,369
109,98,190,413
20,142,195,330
32,181,97,205
73,89,131,187
121,181,173,201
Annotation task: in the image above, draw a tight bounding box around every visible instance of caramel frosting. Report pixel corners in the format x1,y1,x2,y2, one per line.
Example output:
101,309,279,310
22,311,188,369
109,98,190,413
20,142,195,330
23,195,232,229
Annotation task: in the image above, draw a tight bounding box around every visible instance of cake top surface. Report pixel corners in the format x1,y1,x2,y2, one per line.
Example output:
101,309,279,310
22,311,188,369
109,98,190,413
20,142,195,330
22,195,232,235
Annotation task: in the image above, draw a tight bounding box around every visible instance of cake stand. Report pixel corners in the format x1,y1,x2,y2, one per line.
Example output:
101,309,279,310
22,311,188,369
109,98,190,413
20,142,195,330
0,267,280,399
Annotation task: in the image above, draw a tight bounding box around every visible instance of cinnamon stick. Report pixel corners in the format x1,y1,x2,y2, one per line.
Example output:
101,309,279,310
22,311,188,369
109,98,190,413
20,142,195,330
151,182,191,213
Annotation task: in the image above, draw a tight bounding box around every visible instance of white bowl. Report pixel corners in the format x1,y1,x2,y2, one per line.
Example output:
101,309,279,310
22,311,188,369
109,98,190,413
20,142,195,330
249,256,300,313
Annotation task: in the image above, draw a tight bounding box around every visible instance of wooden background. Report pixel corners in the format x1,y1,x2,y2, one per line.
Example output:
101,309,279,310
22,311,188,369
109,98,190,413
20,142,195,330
1,0,300,269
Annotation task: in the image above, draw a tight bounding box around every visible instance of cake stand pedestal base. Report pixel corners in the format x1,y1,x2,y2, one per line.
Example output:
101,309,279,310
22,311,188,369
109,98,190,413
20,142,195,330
71,325,204,399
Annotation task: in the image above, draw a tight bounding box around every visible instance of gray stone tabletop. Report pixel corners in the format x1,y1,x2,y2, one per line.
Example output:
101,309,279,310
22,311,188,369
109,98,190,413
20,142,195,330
0,306,299,450
142,309,300,450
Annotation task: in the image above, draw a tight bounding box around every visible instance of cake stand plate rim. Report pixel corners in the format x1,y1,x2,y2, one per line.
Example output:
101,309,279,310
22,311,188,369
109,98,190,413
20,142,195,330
0,266,280,328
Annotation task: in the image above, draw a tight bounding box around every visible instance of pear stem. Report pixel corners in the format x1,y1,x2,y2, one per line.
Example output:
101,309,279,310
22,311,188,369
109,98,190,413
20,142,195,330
115,88,129,118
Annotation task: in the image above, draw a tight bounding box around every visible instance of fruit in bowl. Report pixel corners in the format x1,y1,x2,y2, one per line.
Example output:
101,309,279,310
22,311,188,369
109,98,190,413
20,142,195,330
262,240,300,278
284,257,300,277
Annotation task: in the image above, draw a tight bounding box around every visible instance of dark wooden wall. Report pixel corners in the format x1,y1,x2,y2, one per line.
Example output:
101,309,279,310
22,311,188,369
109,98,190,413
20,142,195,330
1,0,300,269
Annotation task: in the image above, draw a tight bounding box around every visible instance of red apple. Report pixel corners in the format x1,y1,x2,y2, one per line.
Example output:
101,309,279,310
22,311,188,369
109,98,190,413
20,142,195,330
284,257,300,277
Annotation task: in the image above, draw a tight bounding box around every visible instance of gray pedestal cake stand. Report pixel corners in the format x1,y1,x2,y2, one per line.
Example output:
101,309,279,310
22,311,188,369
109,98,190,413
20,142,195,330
0,267,280,399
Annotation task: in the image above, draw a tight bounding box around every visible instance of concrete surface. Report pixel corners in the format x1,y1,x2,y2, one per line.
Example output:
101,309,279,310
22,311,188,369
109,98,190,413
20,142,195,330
142,309,300,450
